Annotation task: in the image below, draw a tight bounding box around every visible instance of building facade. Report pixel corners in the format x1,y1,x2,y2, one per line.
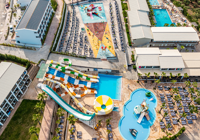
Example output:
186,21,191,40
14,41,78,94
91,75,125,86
0,62,31,128
15,0,53,47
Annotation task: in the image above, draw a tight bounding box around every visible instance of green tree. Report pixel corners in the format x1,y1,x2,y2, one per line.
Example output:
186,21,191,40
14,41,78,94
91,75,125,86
52,136,59,140
29,126,40,137
155,79,161,89
162,112,168,121
69,128,74,135
172,88,179,97
32,114,41,126
67,115,77,125
176,73,181,79
184,81,191,88
189,105,198,114
170,23,175,27
161,72,166,79
178,112,187,121
106,118,112,125
159,103,166,113
173,95,181,103
177,23,182,27
55,127,60,134
56,108,64,117
37,92,47,103
180,45,185,52
138,73,142,79
34,102,45,114
144,72,151,81
192,82,198,88
171,80,177,88
154,72,159,79
13,13,17,17
184,73,189,79
164,23,169,27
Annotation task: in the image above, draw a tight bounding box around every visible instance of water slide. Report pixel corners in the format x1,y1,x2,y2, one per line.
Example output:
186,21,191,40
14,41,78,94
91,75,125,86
137,112,145,123
37,83,95,121
89,12,93,19
50,59,99,82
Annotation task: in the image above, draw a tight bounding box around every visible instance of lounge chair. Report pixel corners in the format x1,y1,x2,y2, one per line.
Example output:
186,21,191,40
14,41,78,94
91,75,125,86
160,125,165,129
173,120,178,125
168,127,173,131
181,121,187,125
192,115,197,120
160,122,165,125
188,120,193,124
186,116,192,120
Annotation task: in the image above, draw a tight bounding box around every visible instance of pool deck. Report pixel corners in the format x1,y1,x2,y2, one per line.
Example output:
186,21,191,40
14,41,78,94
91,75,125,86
64,79,200,140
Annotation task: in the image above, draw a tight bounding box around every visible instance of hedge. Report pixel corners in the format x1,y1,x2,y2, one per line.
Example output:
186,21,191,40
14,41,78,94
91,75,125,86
146,0,156,26
158,127,185,140
51,2,66,52
5,27,9,40
0,53,32,70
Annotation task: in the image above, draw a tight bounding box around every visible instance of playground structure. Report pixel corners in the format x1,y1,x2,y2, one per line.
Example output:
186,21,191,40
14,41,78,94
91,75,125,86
81,4,102,19
134,100,150,123
37,58,114,121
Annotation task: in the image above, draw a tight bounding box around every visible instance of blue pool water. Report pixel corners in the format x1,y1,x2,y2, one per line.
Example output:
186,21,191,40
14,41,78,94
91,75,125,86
153,9,173,27
149,0,160,5
119,88,157,140
79,3,107,24
96,74,122,100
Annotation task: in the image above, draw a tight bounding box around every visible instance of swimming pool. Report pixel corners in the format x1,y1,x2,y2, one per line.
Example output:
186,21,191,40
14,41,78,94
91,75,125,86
79,3,107,24
149,0,160,5
119,88,157,140
96,74,122,100
153,9,173,27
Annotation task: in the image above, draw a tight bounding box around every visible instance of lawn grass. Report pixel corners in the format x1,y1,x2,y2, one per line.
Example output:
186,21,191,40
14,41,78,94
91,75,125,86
0,100,39,140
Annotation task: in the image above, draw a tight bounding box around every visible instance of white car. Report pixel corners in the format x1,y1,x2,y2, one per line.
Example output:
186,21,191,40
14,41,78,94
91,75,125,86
9,25,14,32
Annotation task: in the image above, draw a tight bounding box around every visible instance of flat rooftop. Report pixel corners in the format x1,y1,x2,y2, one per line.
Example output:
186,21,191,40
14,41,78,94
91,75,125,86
16,0,49,30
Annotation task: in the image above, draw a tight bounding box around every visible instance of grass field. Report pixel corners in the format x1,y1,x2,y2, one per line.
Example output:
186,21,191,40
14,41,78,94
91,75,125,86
0,100,40,140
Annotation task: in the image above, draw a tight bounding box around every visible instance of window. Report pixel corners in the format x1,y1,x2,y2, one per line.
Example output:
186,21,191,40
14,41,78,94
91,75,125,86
169,68,175,70
36,36,40,38
146,66,152,68
17,41,20,43
16,36,19,38
176,68,182,70
161,68,168,71
139,66,145,69
153,66,160,68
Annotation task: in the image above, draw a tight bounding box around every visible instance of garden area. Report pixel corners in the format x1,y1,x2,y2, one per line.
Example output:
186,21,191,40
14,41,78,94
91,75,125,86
0,100,40,140
172,0,200,30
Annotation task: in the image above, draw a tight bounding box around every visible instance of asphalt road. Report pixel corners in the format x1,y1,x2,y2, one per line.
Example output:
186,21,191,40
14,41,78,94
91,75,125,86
0,0,7,32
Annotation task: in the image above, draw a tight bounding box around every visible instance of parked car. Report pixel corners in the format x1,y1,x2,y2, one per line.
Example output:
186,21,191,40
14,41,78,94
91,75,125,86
9,25,13,32
5,3,10,9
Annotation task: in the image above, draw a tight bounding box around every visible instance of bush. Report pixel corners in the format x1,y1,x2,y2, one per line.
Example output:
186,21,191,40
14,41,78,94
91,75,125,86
158,127,185,140
51,0,58,11
195,98,200,105
123,10,127,17
131,54,135,62
194,3,198,8
122,3,128,10
0,53,32,70
133,65,136,69
198,1,200,5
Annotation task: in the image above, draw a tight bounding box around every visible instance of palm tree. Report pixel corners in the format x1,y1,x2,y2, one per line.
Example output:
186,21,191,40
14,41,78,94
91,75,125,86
138,73,142,79
162,112,168,121
169,73,174,79
176,73,181,79
67,115,77,125
164,23,169,27
178,112,187,121
37,92,47,103
171,80,177,88
183,23,187,26
34,102,45,114
195,90,200,96
56,119,61,125
29,126,40,137
184,73,189,79
161,72,166,79
159,103,166,113
192,82,198,89
172,88,179,97
55,128,60,134
154,72,159,79
144,72,150,81
189,105,198,114
52,136,60,140
32,114,41,126
69,128,74,135
173,95,181,103
184,81,191,88
180,45,185,52
106,118,112,126
170,23,175,27
155,79,161,89
56,108,64,117
177,23,182,27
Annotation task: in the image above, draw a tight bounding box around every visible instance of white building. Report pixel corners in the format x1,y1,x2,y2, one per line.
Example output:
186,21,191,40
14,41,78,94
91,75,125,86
135,48,200,81
128,0,153,47
0,62,31,128
15,0,53,47
150,27,199,47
